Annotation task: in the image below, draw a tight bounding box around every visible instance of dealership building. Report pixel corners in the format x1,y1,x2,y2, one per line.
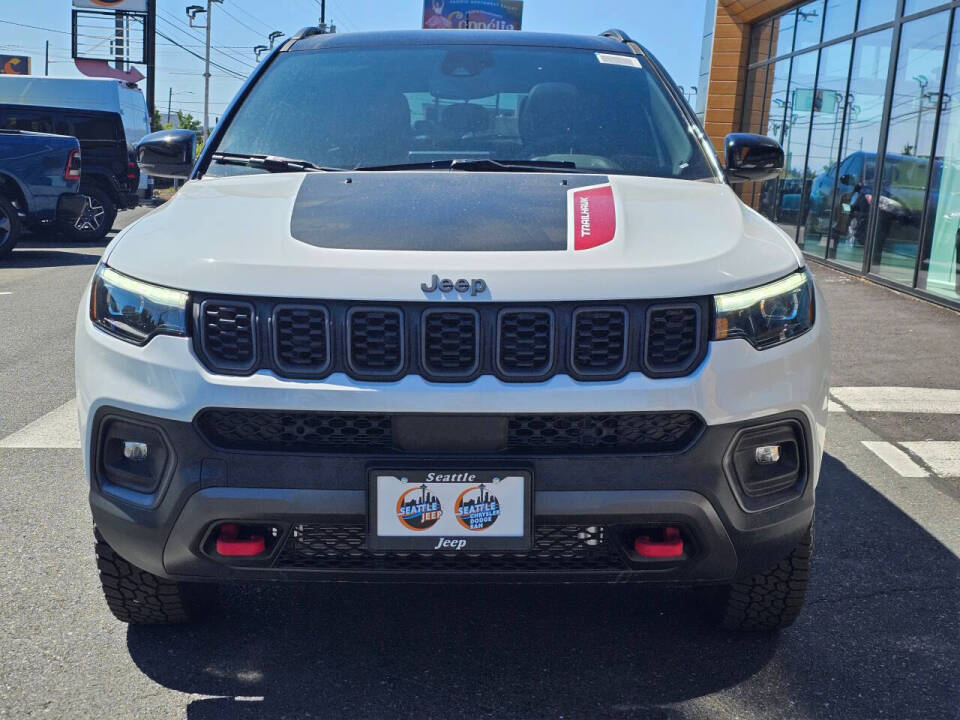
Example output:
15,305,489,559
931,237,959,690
698,0,960,309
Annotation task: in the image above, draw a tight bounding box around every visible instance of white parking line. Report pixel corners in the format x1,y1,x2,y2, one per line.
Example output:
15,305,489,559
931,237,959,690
901,441,960,478
832,387,960,414
0,291,11,296
0,399,80,449
862,441,930,477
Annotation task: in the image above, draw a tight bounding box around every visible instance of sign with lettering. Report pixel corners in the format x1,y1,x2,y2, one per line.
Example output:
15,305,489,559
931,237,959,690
423,0,523,30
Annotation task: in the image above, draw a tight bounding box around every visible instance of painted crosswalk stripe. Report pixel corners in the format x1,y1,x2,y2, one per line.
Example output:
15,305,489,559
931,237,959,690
832,387,960,414
862,441,930,477
900,441,960,478
0,399,80,449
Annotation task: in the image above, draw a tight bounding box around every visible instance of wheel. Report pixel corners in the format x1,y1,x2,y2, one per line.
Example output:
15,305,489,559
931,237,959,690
63,184,117,241
94,528,216,624
0,195,23,258
715,524,813,632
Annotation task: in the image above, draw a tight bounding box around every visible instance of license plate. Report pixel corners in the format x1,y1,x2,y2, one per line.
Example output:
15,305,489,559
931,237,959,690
368,469,531,552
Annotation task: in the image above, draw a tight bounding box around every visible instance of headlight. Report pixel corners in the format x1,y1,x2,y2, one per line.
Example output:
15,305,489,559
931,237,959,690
713,270,815,350
90,264,189,345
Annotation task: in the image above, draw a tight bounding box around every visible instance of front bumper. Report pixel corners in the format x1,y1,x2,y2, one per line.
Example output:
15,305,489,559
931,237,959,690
76,285,829,583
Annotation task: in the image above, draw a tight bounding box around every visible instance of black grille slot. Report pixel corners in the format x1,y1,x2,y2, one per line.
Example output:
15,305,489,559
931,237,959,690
196,409,392,452
645,304,701,376
508,413,702,453
571,307,628,376
273,305,329,374
421,309,479,377
199,301,255,371
497,309,554,378
347,307,404,376
195,410,702,455
275,524,624,571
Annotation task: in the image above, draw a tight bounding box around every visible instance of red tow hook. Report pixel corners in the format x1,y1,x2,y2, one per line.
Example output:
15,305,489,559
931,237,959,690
215,523,266,557
634,526,684,559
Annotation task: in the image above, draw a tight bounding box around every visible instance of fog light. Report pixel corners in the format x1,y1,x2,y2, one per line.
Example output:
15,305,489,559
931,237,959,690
122,441,149,461
755,445,781,465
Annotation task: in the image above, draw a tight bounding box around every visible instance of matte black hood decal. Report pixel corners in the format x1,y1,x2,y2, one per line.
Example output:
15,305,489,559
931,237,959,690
290,172,608,251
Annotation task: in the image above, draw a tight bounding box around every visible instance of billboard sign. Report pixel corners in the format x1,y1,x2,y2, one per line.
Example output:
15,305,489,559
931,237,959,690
72,0,148,11
423,0,523,30
0,55,31,75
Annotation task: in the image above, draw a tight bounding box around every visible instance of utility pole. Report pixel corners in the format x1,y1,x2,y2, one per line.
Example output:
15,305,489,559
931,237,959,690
167,86,173,125
145,0,157,130
44,41,49,76
188,1,221,141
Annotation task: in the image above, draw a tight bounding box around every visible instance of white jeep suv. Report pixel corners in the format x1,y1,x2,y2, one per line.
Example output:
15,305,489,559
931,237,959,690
76,28,828,630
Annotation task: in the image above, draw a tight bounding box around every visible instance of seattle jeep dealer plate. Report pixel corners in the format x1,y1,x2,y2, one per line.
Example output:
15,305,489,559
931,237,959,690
368,470,531,552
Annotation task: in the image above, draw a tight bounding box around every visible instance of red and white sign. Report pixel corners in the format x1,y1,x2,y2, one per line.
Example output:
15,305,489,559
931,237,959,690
571,185,616,250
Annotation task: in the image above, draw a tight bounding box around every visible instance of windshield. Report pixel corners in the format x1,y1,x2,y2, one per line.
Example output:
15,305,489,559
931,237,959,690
207,45,716,180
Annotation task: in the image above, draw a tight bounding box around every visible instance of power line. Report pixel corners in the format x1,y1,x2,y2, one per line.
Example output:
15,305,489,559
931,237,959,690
156,10,255,70
154,26,247,79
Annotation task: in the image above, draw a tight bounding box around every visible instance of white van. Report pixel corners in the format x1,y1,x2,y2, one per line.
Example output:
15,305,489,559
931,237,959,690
0,76,151,238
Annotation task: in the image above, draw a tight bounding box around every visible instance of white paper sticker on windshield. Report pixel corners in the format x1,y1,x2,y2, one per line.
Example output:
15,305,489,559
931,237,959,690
596,53,642,68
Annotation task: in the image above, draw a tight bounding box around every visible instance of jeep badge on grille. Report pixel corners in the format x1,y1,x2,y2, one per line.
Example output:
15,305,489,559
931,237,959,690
421,275,487,296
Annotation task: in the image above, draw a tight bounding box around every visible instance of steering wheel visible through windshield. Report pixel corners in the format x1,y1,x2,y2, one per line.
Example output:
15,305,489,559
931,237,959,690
207,43,716,180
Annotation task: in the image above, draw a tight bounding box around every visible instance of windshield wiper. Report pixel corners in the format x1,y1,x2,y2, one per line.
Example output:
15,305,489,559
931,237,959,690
211,152,342,173
353,158,587,173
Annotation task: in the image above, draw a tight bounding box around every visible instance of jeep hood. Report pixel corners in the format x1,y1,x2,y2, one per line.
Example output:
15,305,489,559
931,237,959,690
106,171,803,301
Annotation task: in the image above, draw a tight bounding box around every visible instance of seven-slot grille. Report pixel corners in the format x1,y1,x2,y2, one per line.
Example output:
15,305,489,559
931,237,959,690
193,298,706,381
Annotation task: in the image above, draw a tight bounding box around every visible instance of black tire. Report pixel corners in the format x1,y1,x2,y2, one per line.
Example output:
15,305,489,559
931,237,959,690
717,525,813,632
94,529,215,625
0,194,23,258
63,183,117,241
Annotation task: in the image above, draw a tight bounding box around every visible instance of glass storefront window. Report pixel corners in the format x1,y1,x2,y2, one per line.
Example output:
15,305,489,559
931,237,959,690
918,9,960,302
808,29,893,268
823,0,857,41
780,52,819,239
871,12,949,286
904,1,950,17
772,9,797,57
795,1,825,50
757,59,792,222
858,0,898,31
801,40,853,253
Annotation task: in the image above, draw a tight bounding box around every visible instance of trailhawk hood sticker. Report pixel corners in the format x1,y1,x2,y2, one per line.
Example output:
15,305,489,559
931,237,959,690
290,172,610,252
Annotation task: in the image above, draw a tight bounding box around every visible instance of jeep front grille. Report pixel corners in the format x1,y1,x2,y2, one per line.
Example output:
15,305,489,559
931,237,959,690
192,297,708,381
194,409,704,455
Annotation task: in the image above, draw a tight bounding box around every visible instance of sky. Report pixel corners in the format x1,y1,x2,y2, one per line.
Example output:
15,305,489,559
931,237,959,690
0,0,708,123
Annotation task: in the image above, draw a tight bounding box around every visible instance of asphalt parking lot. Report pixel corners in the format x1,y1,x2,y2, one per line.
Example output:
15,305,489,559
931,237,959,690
0,208,958,719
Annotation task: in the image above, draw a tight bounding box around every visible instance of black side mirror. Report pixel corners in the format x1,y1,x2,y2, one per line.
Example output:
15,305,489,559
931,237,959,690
136,129,197,179
724,133,784,184
839,174,856,186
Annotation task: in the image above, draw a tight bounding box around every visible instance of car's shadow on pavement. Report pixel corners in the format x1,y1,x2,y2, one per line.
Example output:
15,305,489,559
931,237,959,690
125,454,959,719
1,230,112,269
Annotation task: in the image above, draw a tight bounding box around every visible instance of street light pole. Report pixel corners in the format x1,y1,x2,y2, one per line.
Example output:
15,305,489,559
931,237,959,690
187,1,222,142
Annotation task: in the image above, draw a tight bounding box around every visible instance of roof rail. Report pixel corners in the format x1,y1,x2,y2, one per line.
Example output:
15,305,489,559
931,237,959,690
280,26,322,52
600,29,634,44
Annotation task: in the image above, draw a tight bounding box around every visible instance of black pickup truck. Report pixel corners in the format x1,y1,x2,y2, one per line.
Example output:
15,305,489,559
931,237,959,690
0,129,84,257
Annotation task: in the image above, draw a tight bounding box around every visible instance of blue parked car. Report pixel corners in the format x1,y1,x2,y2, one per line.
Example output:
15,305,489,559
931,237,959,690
0,129,84,257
